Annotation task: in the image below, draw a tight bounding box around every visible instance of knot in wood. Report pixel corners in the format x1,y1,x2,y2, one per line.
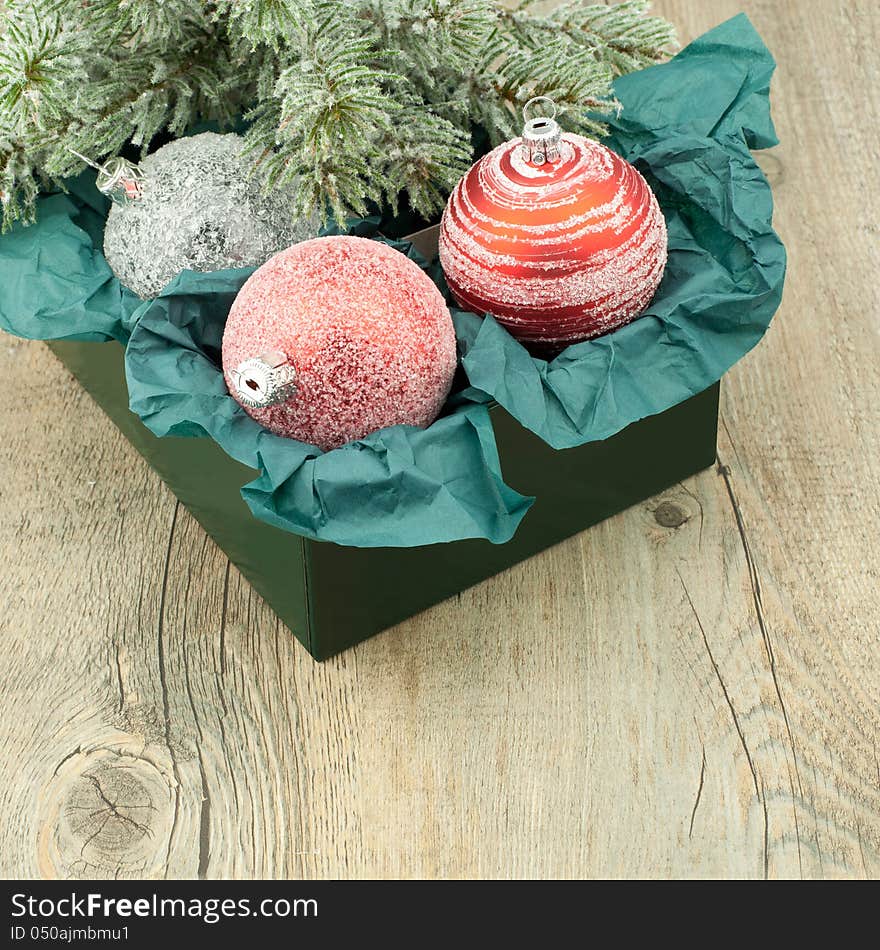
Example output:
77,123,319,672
654,500,689,529
38,744,175,879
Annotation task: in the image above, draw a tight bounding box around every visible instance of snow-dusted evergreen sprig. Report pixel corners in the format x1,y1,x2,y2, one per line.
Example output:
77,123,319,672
243,13,476,224
216,0,318,50
0,0,251,228
0,0,676,232
0,12,85,135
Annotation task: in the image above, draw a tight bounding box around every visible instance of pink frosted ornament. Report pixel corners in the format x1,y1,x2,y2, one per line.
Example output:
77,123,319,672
222,236,457,451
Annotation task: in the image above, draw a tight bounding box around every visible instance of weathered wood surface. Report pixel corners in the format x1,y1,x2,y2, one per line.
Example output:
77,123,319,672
1,0,878,880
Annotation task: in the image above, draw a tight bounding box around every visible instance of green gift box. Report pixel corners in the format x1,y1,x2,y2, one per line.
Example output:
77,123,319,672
1,16,783,659
49,333,719,659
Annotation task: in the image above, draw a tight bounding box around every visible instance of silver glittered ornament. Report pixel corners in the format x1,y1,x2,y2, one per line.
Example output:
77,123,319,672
102,132,323,298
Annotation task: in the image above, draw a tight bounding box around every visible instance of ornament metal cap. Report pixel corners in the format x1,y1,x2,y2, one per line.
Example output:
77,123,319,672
68,148,145,204
520,96,562,166
232,351,298,409
96,157,145,204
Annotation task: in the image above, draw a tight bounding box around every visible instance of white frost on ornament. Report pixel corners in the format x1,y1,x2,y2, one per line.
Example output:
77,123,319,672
438,131,669,345
103,132,323,299
222,237,457,450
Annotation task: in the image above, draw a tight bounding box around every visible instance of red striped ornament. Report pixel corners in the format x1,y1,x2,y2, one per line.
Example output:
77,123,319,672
438,118,668,349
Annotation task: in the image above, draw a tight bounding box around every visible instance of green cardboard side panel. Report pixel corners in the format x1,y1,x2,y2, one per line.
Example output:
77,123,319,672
306,384,719,657
49,339,719,660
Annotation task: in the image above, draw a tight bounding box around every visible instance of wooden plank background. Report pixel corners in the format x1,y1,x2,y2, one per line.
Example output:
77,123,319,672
1,0,878,880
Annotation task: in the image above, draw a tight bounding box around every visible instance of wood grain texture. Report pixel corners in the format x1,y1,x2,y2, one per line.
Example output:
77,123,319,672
1,0,878,880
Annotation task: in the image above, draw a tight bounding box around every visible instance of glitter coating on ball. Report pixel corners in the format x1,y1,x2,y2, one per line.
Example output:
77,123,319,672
103,132,323,298
438,133,668,347
222,236,458,451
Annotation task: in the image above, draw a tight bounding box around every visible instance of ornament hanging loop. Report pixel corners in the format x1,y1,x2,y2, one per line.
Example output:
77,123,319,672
522,96,557,124
520,96,562,167
67,147,145,205
97,156,145,204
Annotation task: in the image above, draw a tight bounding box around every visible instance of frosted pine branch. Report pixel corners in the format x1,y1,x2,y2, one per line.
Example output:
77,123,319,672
0,0,677,231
